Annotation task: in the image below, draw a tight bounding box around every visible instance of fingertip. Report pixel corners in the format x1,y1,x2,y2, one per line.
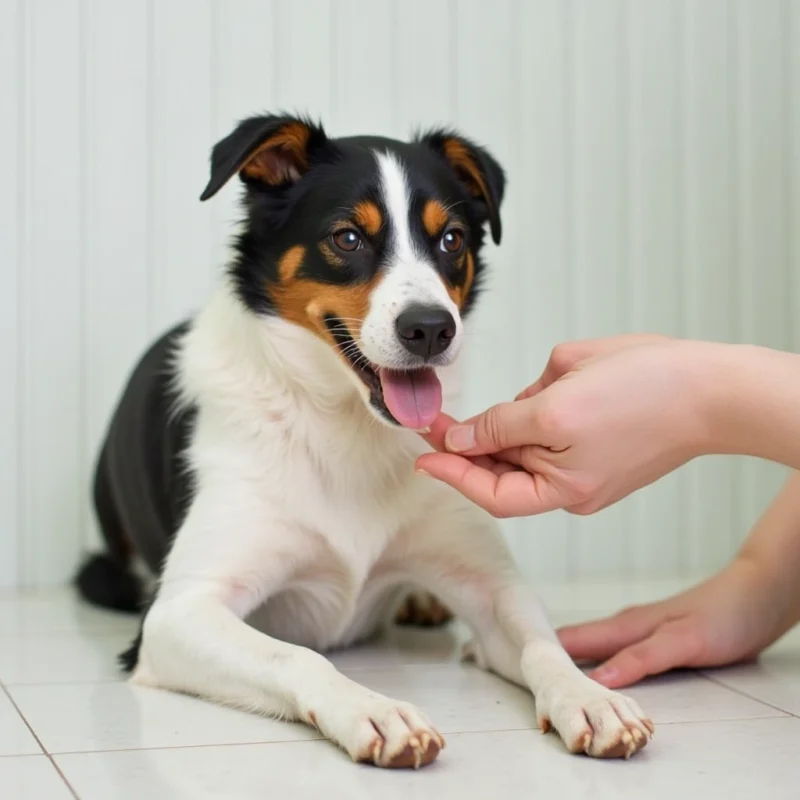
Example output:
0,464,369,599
421,413,461,452
444,424,476,453
588,664,621,687
555,625,578,649
414,452,469,484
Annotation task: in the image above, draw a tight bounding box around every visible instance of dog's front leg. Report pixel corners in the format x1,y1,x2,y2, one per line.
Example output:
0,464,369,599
131,492,443,768
404,499,653,759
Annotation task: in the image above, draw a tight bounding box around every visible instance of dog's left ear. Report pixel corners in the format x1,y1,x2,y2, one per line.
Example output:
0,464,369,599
200,114,328,201
416,129,506,245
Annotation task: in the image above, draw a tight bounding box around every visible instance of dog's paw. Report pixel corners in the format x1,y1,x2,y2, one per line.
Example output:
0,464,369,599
394,591,453,627
315,694,445,769
536,681,654,759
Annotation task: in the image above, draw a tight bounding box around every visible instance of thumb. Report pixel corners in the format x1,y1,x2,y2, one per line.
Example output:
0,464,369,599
588,619,701,689
558,606,663,663
444,399,546,455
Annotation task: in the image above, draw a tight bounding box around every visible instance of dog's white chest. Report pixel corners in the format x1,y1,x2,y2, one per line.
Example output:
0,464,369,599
246,539,405,652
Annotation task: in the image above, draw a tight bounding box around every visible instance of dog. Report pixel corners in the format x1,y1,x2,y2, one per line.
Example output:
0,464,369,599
75,113,653,768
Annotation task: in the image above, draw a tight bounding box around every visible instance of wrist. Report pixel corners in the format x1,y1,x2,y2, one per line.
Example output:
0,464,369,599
669,340,737,460
684,341,800,467
732,549,800,632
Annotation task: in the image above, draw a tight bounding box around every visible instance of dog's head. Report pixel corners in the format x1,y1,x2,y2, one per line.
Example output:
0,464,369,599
201,114,505,429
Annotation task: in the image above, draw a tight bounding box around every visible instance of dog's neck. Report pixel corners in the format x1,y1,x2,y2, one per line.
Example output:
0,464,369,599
176,283,426,461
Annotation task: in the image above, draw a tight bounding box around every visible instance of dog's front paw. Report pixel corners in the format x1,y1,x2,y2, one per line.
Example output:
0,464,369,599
313,693,445,769
536,680,654,759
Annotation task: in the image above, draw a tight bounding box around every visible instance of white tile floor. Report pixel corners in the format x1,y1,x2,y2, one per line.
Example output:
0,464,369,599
2,580,800,799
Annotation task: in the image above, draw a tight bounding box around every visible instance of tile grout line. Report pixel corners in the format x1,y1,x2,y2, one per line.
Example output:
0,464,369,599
12,715,795,760
702,672,800,720
1,685,80,799
0,753,46,760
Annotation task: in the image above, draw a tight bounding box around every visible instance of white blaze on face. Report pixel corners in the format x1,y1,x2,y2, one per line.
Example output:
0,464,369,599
358,150,463,369
353,150,464,430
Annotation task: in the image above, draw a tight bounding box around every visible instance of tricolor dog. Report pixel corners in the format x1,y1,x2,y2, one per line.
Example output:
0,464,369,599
76,113,652,768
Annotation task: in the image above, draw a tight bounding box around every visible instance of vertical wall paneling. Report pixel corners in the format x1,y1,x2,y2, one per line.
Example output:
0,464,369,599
23,0,83,584
734,0,791,546
512,0,572,579
2,1,798,587
682,0,738,574
453,0,523,552
389,0,453,134
0,0,21,588
82,0,150,551
150,0,215,333
210,0,277,270
331,1,395,137
627,0,684,576
272,0,333,122
570,0,630,577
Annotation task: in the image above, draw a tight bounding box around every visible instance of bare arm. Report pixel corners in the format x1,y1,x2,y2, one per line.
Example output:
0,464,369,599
701,344,800,468
418,339,800,517
558,470,800,688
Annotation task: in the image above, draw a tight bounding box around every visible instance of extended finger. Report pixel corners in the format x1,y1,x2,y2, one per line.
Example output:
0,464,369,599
421,413,460,452
557,606,665,663
588,620,701,689
415,452,564,517
444,399,555,456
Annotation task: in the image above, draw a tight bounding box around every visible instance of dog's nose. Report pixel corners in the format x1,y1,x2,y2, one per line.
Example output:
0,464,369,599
395,305,456,359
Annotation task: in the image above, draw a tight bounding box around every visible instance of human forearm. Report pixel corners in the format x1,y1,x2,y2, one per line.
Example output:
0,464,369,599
694,343,800,469
735,471,800,603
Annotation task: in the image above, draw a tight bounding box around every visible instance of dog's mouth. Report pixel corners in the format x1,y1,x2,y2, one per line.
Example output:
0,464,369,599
324,317,442,430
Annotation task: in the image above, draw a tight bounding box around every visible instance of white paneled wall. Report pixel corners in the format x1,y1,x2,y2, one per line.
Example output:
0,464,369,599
1,0,797,588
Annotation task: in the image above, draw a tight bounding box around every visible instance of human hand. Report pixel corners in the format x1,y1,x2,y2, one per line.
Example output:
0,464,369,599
557,555,800,688
417,336,713,517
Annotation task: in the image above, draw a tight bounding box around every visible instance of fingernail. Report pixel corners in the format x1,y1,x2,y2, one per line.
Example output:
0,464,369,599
415,468,431,477
591,666,618,684
417,426,431,434
445,425,475,452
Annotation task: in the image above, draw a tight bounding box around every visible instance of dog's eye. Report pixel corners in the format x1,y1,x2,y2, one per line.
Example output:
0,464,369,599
440,230,464,254
332,229,363,252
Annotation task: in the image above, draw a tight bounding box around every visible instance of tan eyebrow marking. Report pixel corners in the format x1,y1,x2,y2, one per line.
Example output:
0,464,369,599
422,199,449,237
353,200,383,236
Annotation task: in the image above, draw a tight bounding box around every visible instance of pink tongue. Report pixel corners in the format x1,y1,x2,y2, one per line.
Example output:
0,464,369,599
379,368,442,429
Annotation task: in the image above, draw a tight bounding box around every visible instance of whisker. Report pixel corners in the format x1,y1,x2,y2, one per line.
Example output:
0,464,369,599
442,199,466,215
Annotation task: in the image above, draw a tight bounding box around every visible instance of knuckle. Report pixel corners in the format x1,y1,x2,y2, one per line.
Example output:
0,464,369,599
549,343,578,374
674,620,705,660
615,605,644,622
480,404,509,450
529,399,563,435
565,477,602,512
625,645,652,672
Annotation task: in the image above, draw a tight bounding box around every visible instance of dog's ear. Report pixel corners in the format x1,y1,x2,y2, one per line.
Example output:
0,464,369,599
200,115,328,201
416,129,506,245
